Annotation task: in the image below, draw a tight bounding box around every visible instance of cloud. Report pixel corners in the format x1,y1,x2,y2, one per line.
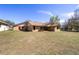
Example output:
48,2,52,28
76,5,79,9
60,19,65,23
64,5,79,18
59,12,74,23
65,12,74,17
61,12,74,18
62,5,79,18
37,10,53,16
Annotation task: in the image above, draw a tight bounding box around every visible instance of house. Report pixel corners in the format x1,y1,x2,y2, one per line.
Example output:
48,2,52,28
13,21,60,32
13,22,26,31
0,21,10,31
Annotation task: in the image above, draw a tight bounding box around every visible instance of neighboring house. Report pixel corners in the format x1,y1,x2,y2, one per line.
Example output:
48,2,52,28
13,21,60,32
0,21,10,31
13,22,27,31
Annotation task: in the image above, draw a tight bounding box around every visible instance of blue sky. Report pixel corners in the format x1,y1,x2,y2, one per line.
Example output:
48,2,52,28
0,4,79,24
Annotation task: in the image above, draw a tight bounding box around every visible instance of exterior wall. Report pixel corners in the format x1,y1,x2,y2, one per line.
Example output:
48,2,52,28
48,26,60,32
13,26,20,31
28,26,60,32
0,25,9,31
32,26,40,32
32,29,39,32
13,24,25,31
54,26,60,32
13,21,60,32
27,25,33,31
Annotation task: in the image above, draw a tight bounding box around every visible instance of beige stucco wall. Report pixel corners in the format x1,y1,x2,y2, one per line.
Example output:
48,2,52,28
32,29,39,32
13,26,20,31
27,25,33,31
13,24,25,31
32,26,40,32
54,27,60,32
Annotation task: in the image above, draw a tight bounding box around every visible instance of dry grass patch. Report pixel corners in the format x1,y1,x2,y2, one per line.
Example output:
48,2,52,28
0,31,79,54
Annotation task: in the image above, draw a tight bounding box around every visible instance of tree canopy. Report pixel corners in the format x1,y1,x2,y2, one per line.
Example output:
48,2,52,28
63,8,79,31
49,16,60,25
0,19,15,26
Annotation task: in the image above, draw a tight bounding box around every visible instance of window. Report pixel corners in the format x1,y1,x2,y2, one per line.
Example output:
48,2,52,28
33,26,35,30
0,24,1,27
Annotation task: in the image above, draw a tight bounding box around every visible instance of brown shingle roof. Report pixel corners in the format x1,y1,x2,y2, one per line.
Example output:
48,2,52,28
47,24,58,27
13,22,25,27
29,21,46,26
14,20,59,27
28,21,59,27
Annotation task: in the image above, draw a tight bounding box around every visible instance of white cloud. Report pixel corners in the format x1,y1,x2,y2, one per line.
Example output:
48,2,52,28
62,5,79,18
37,10,53,16
65,12,74,17
76,5,79,9
62,12,74,18
61,5,79,19
60,12,74,23
60,19,65,23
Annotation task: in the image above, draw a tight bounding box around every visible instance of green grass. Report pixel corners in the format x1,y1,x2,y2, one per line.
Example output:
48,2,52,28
0,31,79,55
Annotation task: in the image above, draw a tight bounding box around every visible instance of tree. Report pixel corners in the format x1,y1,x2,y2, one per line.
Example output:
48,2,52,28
50,16,60,25
68,16,79,31
74,8,79,18
62,20,68,31
0,19,15,30
62,8,79,31
4,20,15,26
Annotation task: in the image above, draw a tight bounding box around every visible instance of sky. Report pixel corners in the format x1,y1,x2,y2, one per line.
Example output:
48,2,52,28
0,4,79,24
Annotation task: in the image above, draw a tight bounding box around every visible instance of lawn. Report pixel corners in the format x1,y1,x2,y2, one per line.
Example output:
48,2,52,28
0,31,79,55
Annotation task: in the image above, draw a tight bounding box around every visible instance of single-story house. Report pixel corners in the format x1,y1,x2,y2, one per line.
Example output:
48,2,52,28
0,21,10,31
13,22,26,31
13,21,60,32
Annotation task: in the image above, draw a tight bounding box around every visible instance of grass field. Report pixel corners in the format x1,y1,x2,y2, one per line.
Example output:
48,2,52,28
0,31,79,55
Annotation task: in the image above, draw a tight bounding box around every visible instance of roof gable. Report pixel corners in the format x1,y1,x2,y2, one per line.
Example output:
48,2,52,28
0,21,10,26
14,20,59,27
